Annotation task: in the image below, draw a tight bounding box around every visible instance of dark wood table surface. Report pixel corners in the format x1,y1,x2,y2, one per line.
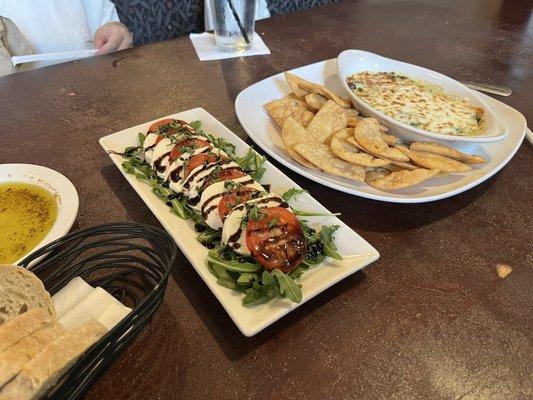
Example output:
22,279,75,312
1,0,531,398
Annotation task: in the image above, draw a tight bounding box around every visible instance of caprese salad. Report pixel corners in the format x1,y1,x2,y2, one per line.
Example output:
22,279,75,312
121,118,341,305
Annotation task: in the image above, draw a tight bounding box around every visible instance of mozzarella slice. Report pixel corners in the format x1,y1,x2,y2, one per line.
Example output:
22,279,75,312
221,194,289,256
150,138,175,177
169,148,229,197
164,145,211,183
142,133,159,165
197,177,265,230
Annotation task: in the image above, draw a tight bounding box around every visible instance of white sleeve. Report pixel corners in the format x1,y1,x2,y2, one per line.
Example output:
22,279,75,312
82,0,120,37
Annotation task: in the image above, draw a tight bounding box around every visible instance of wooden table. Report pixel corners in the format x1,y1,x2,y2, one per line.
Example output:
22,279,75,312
1,0,531,398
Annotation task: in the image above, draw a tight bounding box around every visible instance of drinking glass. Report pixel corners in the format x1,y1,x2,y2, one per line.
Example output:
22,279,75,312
210,0,256,51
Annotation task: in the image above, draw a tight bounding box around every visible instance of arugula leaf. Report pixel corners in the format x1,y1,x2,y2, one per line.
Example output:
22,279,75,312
281,188,308,201
217,279,238,290
318,225,342,260
207,249,261,273
268,216,279,229
235,148,266,181
205,134,236,157
189,120,202,130
237,273,258,285
197,228,221,245
290,263,309,279
138,132,146,146
271,270,302,303
243,289,274,306
123,146,142,157
262,270,274,285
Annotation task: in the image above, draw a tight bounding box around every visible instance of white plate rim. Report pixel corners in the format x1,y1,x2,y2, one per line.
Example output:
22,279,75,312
234,59,527,204
0,164,79,265
99,108,380,336
336,49,508,143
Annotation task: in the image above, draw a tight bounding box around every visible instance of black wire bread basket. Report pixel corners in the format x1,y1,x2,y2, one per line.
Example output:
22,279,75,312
18,222,178,400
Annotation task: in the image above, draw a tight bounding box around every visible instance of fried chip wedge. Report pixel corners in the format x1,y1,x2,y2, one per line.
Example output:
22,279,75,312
304,93,328,110
281,118,317,169
284,72,311,97
306,100,347,143
331,129,390,167
366,168,441,190
399,148,471,173
381,132,400,146
264,98,315,128
347,116,360,127
353,118,389,152
410,142,485,164
353,118,410,162
293,142,365,181
344,108,360,118
298,81,352,108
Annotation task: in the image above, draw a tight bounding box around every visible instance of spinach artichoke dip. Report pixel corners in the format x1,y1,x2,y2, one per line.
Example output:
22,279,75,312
347,72,485,136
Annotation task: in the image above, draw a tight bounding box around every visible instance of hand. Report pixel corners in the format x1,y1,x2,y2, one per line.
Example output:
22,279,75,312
93,22,133,55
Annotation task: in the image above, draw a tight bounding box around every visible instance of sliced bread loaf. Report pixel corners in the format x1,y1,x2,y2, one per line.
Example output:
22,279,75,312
0,265,56,325
0,309,52,353
0,319,107,400
0,321,65,389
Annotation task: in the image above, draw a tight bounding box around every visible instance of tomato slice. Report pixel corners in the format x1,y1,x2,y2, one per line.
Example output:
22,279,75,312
245,207,307,273
148,118,177,133
200,168,247,191
169,138,210,161
218,187,259,221
183,152,222,178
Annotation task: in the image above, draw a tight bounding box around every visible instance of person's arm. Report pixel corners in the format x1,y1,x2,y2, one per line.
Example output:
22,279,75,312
93,21,132,54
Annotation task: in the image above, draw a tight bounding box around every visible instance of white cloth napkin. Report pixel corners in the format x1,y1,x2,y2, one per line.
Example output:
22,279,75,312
57,286,131,331
52,277,94,319
189,32,270,61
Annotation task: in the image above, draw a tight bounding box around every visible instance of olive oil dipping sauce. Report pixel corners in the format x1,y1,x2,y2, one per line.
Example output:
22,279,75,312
0,182,58,263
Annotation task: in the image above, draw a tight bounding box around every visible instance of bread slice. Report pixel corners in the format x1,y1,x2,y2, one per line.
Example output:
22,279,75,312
0,320,107,400
0,265,56,325
0,321,65,389
0,309,52,353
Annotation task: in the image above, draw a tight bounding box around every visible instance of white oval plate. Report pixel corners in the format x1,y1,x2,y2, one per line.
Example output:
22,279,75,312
337,49,508,143
234,58,527,203
0,164,79,265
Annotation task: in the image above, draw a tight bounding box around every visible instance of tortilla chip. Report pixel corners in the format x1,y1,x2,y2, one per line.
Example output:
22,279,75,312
347,116,361,127
381,132,400,146
306,100,347,143
331,129,390,167
298,81,352,108
399,148,471,173
385,160,418,171
353,118,389,152
365,167,390,182
353,119,410,162
304,93,328,110
281,118,318,169
410,142,485,164
264,98,314,128
366,168,441,190
344,108,359,118
284,72,311,98
293,142,365,182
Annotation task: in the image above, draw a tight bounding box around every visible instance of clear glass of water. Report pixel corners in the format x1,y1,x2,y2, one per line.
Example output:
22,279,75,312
210,0,256,51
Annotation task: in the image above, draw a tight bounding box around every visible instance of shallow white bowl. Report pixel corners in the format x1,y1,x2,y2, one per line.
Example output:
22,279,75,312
337,49,508,143
0,164,79,265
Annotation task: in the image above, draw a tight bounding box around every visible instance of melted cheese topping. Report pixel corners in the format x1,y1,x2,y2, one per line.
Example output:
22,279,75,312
347,72,485,136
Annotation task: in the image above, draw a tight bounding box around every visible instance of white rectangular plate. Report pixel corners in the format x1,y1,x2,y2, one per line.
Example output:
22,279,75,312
99,108,379,336
235,59,527,203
